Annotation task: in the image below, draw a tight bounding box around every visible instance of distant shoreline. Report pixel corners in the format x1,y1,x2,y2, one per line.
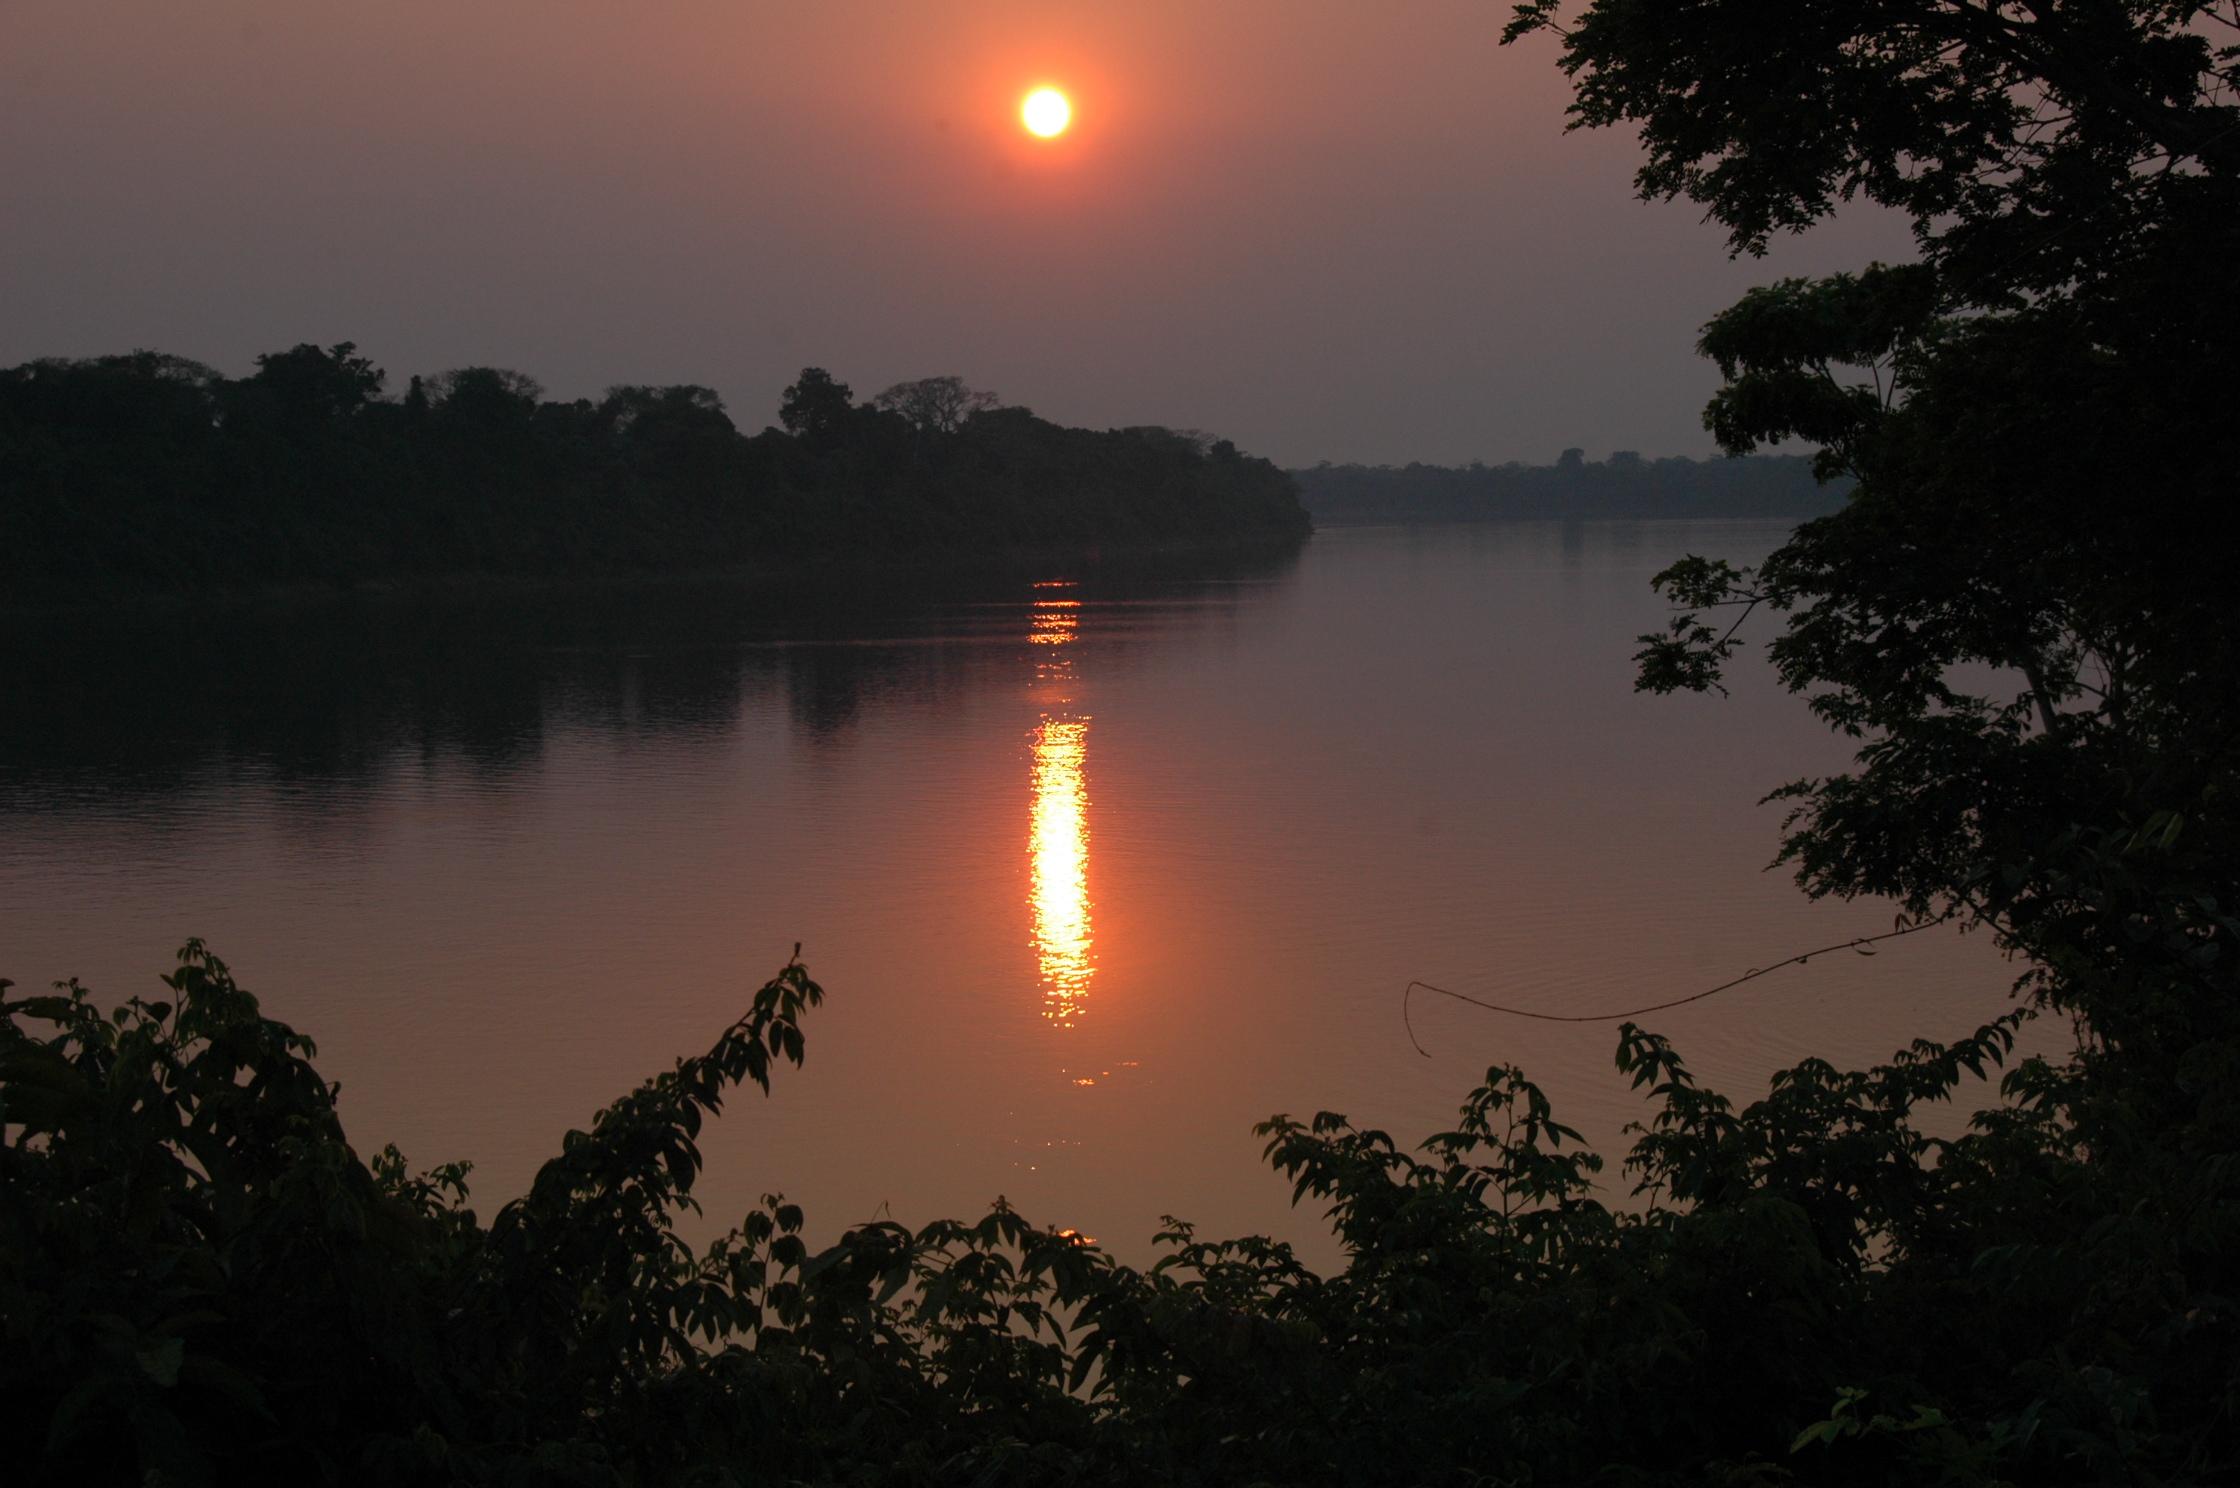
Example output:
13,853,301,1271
1288,452,1847,526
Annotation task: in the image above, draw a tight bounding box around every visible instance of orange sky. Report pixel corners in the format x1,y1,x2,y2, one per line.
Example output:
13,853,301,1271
0,1,1909,463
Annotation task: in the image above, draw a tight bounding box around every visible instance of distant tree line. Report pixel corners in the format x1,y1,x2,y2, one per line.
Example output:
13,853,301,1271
1291,450,1847,525
0,349,1309,602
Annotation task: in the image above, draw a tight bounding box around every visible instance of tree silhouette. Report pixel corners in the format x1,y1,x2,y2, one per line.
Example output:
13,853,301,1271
778,366,854,448
871,374,998,435
240,341,384,422
1508,0,2239,1081
426,366,545,412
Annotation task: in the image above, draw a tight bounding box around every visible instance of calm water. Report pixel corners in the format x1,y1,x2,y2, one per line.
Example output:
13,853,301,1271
1,523,2030,1265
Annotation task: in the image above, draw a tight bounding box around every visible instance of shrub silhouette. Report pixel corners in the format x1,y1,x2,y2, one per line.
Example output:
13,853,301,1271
8,940,2234,1484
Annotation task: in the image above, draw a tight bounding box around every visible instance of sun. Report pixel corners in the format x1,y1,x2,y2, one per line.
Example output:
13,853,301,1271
1021,86,1072,139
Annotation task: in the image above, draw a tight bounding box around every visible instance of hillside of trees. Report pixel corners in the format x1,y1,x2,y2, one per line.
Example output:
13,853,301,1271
1291,451,1847,525
0,353,1310,604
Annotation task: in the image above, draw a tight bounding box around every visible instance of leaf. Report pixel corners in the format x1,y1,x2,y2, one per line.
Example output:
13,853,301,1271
137,1335,186,1388
1791,1420,1839,1452
44,1379,114,1456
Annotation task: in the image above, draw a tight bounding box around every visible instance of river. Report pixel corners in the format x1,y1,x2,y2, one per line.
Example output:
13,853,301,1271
0,521,2034,1266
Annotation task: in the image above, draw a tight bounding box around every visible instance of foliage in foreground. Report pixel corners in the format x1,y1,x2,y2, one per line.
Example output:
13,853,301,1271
4,939,2235,1487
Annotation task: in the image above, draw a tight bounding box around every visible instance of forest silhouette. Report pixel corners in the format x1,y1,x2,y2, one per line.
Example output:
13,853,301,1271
0,355,1308,603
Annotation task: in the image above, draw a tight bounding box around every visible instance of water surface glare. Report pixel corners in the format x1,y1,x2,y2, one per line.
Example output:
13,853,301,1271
0,523,2032,1265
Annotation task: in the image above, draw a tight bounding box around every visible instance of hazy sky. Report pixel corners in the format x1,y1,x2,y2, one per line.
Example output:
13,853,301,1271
1,1,1912,466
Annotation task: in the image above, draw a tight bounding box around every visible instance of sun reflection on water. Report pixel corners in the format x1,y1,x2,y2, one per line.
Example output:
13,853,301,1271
1028,585,1094,1026
1030,602,1080,646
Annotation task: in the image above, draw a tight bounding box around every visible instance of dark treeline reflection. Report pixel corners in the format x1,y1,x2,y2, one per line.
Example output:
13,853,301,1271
0,352,1310,603
0,547,1304,801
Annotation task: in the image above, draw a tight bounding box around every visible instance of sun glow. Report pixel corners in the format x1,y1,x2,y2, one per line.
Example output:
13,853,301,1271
1021,86,1072,138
